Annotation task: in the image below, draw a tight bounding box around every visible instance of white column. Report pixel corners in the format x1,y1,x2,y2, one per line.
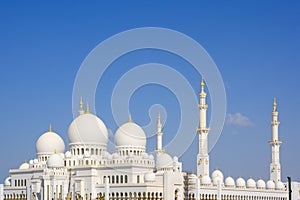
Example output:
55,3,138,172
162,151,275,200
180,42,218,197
105,177,109,200
196,178,200,200
269,98,282,183
0,184,4,200
217,180,222,200
197,79,210,178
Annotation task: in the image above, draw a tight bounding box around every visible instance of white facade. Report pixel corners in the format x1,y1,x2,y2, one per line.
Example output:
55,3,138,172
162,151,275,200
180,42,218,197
0,80,295,200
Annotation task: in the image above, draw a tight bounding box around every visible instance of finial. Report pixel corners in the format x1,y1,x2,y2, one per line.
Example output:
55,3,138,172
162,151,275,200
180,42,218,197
201,77,205,87
128,113,132,123
54,149,57,154
273,97,277,111
49,123,52,132
200,77,205,92
24,160,27,164
78,97,84,115
85,102,90,114
80,97,83,107
157,112,162,133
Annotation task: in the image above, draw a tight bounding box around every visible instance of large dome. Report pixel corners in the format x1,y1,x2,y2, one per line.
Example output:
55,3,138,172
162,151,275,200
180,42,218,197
114,122,146,147
68,113,108,146
36,129,65,155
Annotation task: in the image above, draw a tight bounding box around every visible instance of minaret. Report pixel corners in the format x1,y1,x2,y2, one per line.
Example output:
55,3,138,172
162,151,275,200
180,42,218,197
156,113,163,151
78,97,84,115
197,78,210,177
269,98,282,183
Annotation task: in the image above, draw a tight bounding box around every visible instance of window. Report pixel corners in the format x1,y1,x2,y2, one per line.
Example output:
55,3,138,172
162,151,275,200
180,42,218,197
125,175,128,183
137,175,140,183
116,176,119,184
120,175,123,183
112,176,115,184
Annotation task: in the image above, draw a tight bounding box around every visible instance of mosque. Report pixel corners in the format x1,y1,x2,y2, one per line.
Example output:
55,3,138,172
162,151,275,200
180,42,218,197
0,79,298,200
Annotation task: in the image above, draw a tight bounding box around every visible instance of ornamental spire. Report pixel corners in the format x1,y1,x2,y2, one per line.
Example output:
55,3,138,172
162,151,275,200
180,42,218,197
273,97,277,111
157,112,162,133
78,97,84,115
85,102,90,114
49,123,52,132
128,113,132,123
201,77,205,93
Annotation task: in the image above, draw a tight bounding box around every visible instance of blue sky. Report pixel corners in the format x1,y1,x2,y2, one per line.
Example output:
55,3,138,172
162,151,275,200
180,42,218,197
0,1,299,182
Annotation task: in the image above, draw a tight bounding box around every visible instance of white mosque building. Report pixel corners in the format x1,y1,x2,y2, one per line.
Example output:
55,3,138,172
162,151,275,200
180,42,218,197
0,80,298,200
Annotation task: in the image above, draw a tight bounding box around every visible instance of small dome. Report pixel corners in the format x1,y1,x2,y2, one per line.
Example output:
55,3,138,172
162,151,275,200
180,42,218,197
29,160,33,165
19,161,30,170
114,122,146,148
173,156,178,162
4,177,11,186
149,155,154,160
201,175,211,185
276,181,285,190
36,130,65,155
236,177,246,187
257,179,266,189
33,159,38,164
144,172,156,182
189,173,198,185
266,180,275,189
212,169,224,185
68,113,108,146
156,152,173,170
212,169,224,180
225,176,235,187
65,151,72,158
47,153,64,168
247,178,256,188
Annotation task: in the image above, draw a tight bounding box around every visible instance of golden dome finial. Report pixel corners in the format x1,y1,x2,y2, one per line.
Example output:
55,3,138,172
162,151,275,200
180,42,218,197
158,112,161,120
49,123,52,132
78,97,84,115
85,102,90,114
80,97,83,107
273,97,277,111
54,149,57,154
201,77,205,87
128,113,132,123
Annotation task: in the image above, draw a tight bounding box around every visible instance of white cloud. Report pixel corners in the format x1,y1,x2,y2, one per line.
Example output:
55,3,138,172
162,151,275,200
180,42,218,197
226,113,254,127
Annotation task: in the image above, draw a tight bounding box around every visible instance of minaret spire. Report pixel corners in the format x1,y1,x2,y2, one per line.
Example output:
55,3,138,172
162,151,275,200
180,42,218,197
78,97,84,115
128,113,132,123
85,102,90,114
269,98,282,183
156,113,163,151
49,123,52,132
197,77,210,178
